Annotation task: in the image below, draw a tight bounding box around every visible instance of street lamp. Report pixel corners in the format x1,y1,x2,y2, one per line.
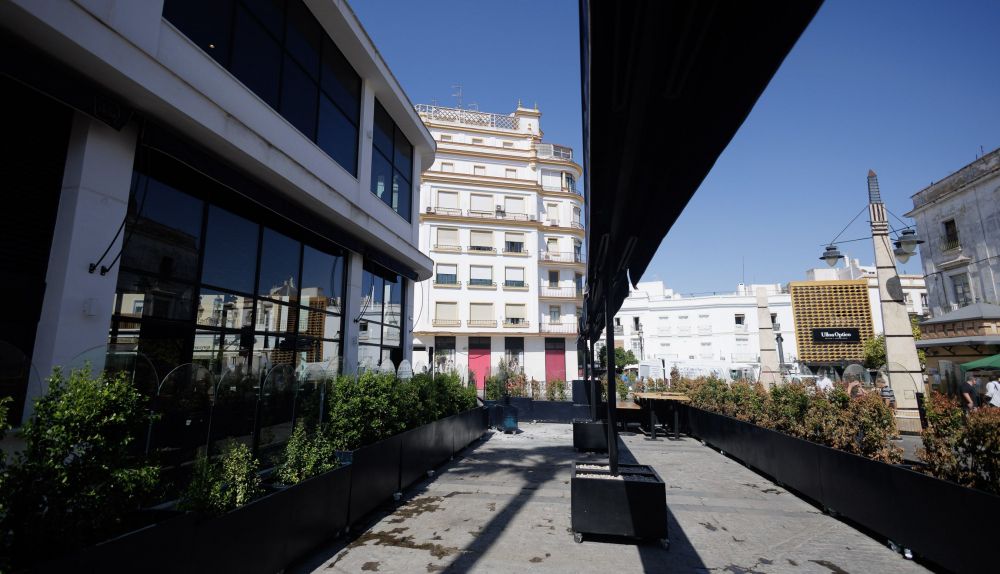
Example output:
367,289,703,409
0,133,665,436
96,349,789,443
896,229,924,254
893,243,912,264
820,244,844,267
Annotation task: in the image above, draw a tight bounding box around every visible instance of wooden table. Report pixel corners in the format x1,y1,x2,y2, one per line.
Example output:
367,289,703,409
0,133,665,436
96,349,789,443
633,392,691,440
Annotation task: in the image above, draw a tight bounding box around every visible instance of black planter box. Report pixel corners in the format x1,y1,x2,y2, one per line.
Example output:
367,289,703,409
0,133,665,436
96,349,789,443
572,379,591,405
573,420,608,452
282,463,352,561
571,462,668,542
509,397,533,419
348,433,403,525
685,405,1000,574
530,400,588,423
193,485,293,574
400,421,439,489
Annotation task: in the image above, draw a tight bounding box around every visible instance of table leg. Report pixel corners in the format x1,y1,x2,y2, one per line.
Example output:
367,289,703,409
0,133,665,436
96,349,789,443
673,407,679,440
649,402,657,440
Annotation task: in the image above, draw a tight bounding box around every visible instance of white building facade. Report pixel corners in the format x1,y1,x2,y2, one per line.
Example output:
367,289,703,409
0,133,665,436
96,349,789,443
605,281,797,380
0,0,434,422
906,148,1000,317
411,105,584,388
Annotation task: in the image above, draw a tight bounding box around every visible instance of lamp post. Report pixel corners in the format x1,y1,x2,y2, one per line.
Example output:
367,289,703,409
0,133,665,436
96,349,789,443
773,322,785,370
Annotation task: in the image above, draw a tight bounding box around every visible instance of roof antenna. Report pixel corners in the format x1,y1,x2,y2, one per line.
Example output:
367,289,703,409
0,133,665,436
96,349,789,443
451,84,463,109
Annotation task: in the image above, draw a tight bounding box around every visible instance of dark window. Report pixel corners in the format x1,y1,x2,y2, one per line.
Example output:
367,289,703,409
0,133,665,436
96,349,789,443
734,314,745,325
469,337,491,350
164,0,361,175
358,261,406,370
943,219,959,249
258,227,301,301
201,206,259,293
162,0,234,66
548,270,559,285
633,316,640,330
230,5,283,108
121,175,204,281
545,338,566,351
370,99,413,221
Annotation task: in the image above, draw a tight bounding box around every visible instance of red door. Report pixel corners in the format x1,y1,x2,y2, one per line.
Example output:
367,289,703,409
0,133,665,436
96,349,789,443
468,337,492,390
545,338,566,382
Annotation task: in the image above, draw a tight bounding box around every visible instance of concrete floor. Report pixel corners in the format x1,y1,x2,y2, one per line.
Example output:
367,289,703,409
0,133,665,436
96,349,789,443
292,423,930,574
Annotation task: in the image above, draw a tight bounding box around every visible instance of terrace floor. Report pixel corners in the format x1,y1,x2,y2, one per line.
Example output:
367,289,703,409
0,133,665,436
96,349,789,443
292,424,930,574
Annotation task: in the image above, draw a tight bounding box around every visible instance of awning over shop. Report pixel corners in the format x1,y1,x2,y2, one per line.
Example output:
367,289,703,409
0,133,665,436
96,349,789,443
580,0,822,341
960,353,1000,371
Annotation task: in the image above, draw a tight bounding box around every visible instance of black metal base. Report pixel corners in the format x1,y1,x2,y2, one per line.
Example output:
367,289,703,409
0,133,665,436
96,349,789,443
572,420,608,452
570,462,668,541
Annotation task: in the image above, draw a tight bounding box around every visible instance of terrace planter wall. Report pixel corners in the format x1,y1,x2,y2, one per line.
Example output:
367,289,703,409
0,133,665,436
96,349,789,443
36,407,487,574
571,462,668,542
485,399,589,424
572,420,608,452
685,406,1000,574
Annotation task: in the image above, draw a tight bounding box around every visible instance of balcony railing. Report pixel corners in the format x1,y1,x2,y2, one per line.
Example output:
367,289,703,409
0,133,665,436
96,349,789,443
943,237,961,251
433,244,462,252
539,251,585,264
570,221,584,229
415,104,519,130
539,286,583,298
468,210,532,221
433,277,460,287
540,322,578,334
467,319,497,328
541,184,582,196
503,318,529,327
426,206,461,216
468,279,495,287
502,245,528,256
535,143,573,161
467,246,496,253
503,280,527,288
432,319,461,327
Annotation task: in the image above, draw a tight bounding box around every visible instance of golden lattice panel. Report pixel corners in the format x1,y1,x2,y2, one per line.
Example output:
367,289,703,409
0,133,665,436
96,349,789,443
789,280,874,364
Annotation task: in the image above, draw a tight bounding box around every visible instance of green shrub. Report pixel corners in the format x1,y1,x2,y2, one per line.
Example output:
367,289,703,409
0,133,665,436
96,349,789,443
180,440,262,515
547,379,568,401
802,390,852,450
919,392,1000,494
616,378,629,401
530,378,542,399
277,422,338,485
726,381,770,425
507,376,528,398
690,377,729,413
768,382,810,436
845,391,901,463
326,371,402,451
485,375,503,400
2,369,159,563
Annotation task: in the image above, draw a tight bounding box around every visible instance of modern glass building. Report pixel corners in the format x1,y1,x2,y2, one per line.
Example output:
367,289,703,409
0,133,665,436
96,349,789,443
0,0,434,427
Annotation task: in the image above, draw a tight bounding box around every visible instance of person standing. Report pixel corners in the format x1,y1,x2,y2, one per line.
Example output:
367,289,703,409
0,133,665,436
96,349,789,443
985,375,1000,408
816,370,834,393
960,374,979,412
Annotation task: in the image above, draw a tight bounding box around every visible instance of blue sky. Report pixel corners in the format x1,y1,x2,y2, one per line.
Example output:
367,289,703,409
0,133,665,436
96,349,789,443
352,0,1000,294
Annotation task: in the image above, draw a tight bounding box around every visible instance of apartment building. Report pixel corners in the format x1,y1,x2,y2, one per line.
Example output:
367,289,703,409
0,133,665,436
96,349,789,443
411,104,584,388
0,0,434,422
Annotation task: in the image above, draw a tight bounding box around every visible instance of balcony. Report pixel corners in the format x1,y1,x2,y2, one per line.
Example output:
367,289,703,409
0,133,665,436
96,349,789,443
536,143,573,161
502,245,530,256
503,318,530,328
468,280,496,289
539,286,584,299
426,206,461,216
539,251,585,264
467,246,497,254
432,243,462,252
942,237,961,251
540,321,578,334
570,221,584,230
541,184,582,196
415,104,519,130
433,278,461,289
503,280,529,291
466,209,532,222
467,319,497,328
432,319,461,327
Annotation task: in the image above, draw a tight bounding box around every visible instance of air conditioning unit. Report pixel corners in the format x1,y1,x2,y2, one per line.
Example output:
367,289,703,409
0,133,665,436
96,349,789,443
495,205,504,211
426,206,434,213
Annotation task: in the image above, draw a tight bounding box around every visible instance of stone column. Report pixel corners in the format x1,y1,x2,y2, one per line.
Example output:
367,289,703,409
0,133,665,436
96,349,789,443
756,287,781,388
868,170,922,432
30,112,138,421
342,253,364,375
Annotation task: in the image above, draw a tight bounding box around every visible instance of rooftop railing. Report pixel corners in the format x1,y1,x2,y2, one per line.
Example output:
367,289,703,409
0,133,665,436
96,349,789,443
536,143,573,161
415,104,519,131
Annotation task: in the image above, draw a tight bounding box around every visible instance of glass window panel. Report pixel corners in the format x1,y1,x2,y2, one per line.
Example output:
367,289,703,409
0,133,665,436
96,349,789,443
122,175,203,280
201,205,259,293
317,94,358,176
284,0,320,78
358,343,381,370
297,337,341,373
298,306,341,340
381,325,401,349
279,56,318,140
116,271,197,322
240,0,285,39
372,100,394,158
393,170,410,220
230,6,282,108
258,227,301,302
393,126,413,177
196,288,253,329
256,300,298,334
163,0,234,66
384,277,402,326
192,330,243,374
362,270,384,322
370,149,393,206
320,36,361,120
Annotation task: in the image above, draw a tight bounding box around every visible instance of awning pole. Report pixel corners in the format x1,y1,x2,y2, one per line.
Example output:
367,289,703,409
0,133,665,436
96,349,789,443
604,263,619,475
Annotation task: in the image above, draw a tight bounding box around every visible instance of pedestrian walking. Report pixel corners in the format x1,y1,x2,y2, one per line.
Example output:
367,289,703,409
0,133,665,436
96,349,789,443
960,374,978,412
985,375,1000,408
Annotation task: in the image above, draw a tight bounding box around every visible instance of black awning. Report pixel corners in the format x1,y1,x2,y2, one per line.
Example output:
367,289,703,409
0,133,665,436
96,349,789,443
580,0,822,340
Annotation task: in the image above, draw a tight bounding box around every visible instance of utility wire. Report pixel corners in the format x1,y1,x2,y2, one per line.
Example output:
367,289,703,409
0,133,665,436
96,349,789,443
827,205,869,246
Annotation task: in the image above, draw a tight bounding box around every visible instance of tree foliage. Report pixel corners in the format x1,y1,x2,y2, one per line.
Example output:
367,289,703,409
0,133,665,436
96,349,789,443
598,346,637,372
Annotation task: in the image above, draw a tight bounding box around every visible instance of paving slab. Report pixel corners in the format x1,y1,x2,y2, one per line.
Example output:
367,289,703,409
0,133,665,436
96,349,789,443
292,423,929,574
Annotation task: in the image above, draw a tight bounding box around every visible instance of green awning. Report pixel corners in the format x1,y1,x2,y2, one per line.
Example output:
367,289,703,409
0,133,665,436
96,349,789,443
960,353,1000,371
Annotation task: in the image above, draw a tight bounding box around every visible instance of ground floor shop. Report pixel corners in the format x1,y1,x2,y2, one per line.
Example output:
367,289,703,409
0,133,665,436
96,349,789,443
412,335,579,389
